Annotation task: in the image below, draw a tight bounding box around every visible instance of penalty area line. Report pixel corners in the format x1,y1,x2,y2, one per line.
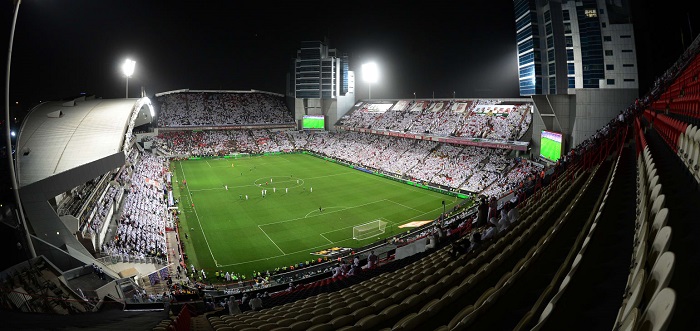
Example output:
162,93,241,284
258,225,285,255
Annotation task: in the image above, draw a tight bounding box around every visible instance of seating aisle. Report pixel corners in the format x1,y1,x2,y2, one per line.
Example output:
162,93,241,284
541,142,636,330
469,159,611,331
644,125,700,330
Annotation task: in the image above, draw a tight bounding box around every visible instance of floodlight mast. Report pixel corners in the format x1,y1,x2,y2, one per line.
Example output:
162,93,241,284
4,0,36,258
362,62,379,100
122,59,135,98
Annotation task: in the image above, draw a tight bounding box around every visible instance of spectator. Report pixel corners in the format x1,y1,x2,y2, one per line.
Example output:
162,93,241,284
449,238,469,259
367,250,378,269
228,296,241,315
249,293,263,311
482,222,498,241
477,197,488,227
508,202,520,226
470,232,483,252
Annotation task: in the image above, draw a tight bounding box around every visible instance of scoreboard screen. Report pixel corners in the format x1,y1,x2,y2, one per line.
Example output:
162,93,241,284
302,115,325,130
540,130,563,162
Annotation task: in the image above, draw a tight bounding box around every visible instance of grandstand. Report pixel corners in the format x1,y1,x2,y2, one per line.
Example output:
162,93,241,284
3,29,700,331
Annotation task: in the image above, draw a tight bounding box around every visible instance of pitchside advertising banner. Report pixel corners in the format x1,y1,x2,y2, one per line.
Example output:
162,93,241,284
338,126,528,151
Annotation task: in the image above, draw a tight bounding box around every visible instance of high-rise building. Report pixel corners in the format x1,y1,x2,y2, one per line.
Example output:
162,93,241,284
292,40,350,99
513,0,638,158
514,0,638,96
288,40,355,131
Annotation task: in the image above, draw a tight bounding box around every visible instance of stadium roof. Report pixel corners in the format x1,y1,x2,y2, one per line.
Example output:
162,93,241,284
16,97,137,187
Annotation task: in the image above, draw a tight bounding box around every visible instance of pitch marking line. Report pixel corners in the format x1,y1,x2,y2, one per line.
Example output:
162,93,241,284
319,233,334,244
386,199,425,213
258,225,286,254
217,237,356,267
220,217,397,267
180,162,219,266
257,199,389,227
304,206,346,218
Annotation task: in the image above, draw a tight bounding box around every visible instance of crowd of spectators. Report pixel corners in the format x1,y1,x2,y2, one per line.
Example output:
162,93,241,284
102,153,169,259
338,99,531,142
156,92,294,127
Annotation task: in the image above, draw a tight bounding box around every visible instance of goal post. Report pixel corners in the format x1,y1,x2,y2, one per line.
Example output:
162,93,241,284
353,220,388,240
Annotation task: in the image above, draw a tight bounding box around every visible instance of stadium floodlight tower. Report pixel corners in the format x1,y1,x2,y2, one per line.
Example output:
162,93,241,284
122,58,136,98
362,61,379,100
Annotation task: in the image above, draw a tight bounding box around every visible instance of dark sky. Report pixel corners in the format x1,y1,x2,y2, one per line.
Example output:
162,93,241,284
1,0,698,105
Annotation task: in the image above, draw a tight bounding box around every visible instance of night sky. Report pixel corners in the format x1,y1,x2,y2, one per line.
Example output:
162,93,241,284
0,1,698,105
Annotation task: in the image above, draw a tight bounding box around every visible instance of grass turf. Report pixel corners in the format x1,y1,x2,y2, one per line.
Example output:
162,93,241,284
171,153,464,277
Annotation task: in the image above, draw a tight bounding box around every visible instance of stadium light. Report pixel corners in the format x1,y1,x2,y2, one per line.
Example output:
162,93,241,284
362,62,379,100
4,0,36,258
122,58,136,98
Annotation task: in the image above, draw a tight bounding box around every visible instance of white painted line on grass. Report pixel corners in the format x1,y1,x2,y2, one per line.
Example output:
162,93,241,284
180,162,218,265
217,237,356,267
386,199,425,213
319,233,334,244
258,199,389,227
258,225,286,255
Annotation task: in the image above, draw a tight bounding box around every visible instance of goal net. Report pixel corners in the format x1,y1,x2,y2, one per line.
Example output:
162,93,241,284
353,220,388,240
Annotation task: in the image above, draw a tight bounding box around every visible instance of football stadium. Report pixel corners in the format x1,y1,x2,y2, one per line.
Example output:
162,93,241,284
2,1,700,331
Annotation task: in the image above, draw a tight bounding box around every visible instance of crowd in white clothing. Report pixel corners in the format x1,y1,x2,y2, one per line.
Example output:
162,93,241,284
156,92,294,127
102,153,169,259
338,99,531,142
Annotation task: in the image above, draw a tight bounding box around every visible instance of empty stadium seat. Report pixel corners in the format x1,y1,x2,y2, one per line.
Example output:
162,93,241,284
637,288,676,331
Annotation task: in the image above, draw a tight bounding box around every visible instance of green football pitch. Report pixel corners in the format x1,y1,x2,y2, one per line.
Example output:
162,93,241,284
171,153,465,277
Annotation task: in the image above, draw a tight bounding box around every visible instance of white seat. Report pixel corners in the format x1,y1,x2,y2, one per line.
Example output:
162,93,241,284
628,241,646,289
570,254,583,275
618,269,646,325
618,307,638,331
643,251,675,307
648,208,669,246
648,226,671,268
678,133,687,159
638,287,676,331
538,302,554,324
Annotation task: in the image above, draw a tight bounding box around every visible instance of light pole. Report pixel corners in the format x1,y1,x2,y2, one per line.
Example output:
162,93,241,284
362,62,379,100
5,0,36,258
122,59,135,98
